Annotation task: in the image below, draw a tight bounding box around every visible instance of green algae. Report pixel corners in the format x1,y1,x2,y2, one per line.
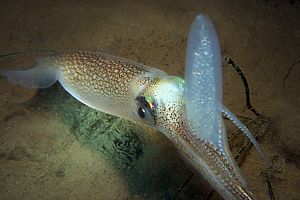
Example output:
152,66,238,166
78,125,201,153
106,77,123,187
38,84,145,170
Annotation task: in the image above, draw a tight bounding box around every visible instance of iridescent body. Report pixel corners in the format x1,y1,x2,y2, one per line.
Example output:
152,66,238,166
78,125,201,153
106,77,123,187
1,15,270,200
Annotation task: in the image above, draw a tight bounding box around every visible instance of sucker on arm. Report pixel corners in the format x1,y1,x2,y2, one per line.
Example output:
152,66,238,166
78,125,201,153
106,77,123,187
1,15,272,200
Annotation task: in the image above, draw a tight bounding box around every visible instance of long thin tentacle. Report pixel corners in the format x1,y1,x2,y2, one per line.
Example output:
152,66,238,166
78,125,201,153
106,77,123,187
221,105,274,167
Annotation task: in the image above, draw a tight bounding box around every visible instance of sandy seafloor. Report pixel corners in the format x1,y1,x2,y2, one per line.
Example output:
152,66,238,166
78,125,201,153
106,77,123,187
0,0,299,199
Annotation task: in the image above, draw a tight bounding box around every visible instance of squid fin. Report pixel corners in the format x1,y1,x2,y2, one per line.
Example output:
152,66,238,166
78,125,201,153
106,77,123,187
1,60,58,89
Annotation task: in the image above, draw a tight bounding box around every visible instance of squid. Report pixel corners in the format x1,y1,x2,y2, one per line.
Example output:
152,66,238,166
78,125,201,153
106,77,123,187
1,15,271,199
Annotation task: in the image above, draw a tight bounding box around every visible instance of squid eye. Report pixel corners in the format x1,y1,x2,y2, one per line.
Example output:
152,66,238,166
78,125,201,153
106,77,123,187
135,96,156,127
138,107,146,118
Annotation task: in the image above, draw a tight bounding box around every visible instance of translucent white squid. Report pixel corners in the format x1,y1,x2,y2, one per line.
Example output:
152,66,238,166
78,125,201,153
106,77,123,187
1,15,271,199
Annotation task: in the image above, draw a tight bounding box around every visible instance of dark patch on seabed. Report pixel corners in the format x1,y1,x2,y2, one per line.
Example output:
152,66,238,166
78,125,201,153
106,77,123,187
50,86,143,170
36,84,145,170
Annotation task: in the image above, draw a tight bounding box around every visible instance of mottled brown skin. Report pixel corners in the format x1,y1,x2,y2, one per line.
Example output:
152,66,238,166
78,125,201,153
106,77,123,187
56,52,146,100
45,51,166,123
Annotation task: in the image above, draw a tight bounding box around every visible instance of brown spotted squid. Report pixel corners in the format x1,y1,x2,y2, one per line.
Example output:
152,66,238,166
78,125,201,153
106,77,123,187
1,15,271,200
